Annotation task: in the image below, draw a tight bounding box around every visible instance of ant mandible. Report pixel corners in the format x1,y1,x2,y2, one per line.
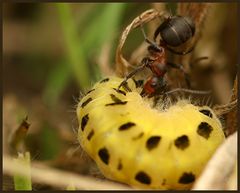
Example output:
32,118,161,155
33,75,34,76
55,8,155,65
118,14,195,98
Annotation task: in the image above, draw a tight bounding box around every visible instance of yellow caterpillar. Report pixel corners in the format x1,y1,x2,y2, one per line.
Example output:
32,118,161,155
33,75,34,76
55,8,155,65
76,76,225,190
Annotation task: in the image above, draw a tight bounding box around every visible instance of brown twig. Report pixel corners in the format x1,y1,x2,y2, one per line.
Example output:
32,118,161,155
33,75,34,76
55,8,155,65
3,155,131,190
213,99,237,116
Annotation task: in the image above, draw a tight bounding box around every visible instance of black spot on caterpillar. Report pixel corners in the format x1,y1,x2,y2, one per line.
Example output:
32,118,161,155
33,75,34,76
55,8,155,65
118,122,136,131
178,172,195,184
197,122,213,139
110,94,123,103
146,136,161,151
113,88,126,96
81,114,89,131
98,147,110,165
161,179,166,186
86,89,95,95
135,171,151,185
87,129,94,141
117,159,123,170
199,109,213,118
174,135,190,150
105,101,128,106
81,98,93,108
99,78,109,83
132,78,144,88
105,94,128,106
121,81,132,92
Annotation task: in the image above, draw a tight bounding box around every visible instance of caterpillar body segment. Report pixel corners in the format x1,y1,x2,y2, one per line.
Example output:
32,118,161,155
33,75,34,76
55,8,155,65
77,77,225,190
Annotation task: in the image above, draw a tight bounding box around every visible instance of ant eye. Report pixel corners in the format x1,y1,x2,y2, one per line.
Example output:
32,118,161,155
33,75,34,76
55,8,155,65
150,77,158,86
158,47,163,52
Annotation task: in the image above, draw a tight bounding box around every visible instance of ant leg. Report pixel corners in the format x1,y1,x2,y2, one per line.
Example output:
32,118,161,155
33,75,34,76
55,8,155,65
118,63,146,90
165,88,211,95
140,89,147,97
167,62,191,88
166,45,195,55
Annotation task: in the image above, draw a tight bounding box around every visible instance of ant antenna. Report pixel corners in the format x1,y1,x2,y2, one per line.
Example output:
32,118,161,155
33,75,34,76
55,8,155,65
118,63,146,90
138,17,162,52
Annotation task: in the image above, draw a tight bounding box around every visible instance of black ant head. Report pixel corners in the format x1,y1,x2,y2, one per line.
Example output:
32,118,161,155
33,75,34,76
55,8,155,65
147,44,163,54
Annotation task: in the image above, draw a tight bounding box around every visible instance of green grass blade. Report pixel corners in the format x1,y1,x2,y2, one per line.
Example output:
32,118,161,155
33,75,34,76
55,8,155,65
80,3,126,80
57,3,90,88
13,152,32,190
42,61,71,106
81,3,126,53
40,124,61,160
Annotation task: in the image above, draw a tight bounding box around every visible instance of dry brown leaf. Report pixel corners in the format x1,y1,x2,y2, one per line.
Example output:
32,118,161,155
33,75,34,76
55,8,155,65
213,76,237,136
192,132,237,190
9,116,30,155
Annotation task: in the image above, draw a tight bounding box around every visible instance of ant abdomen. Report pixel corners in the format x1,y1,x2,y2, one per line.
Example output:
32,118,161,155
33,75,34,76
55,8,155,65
155,16,195,47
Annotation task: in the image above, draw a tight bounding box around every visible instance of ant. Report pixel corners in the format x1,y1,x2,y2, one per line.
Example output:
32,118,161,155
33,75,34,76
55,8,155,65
118,14,196,98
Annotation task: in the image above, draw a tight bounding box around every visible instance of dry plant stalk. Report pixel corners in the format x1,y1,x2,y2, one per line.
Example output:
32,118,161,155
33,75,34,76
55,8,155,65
115,9,166,76
225,76,238,135
192,132,237,190
213,76,237,136
3,155,131,190
9,116,30,155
